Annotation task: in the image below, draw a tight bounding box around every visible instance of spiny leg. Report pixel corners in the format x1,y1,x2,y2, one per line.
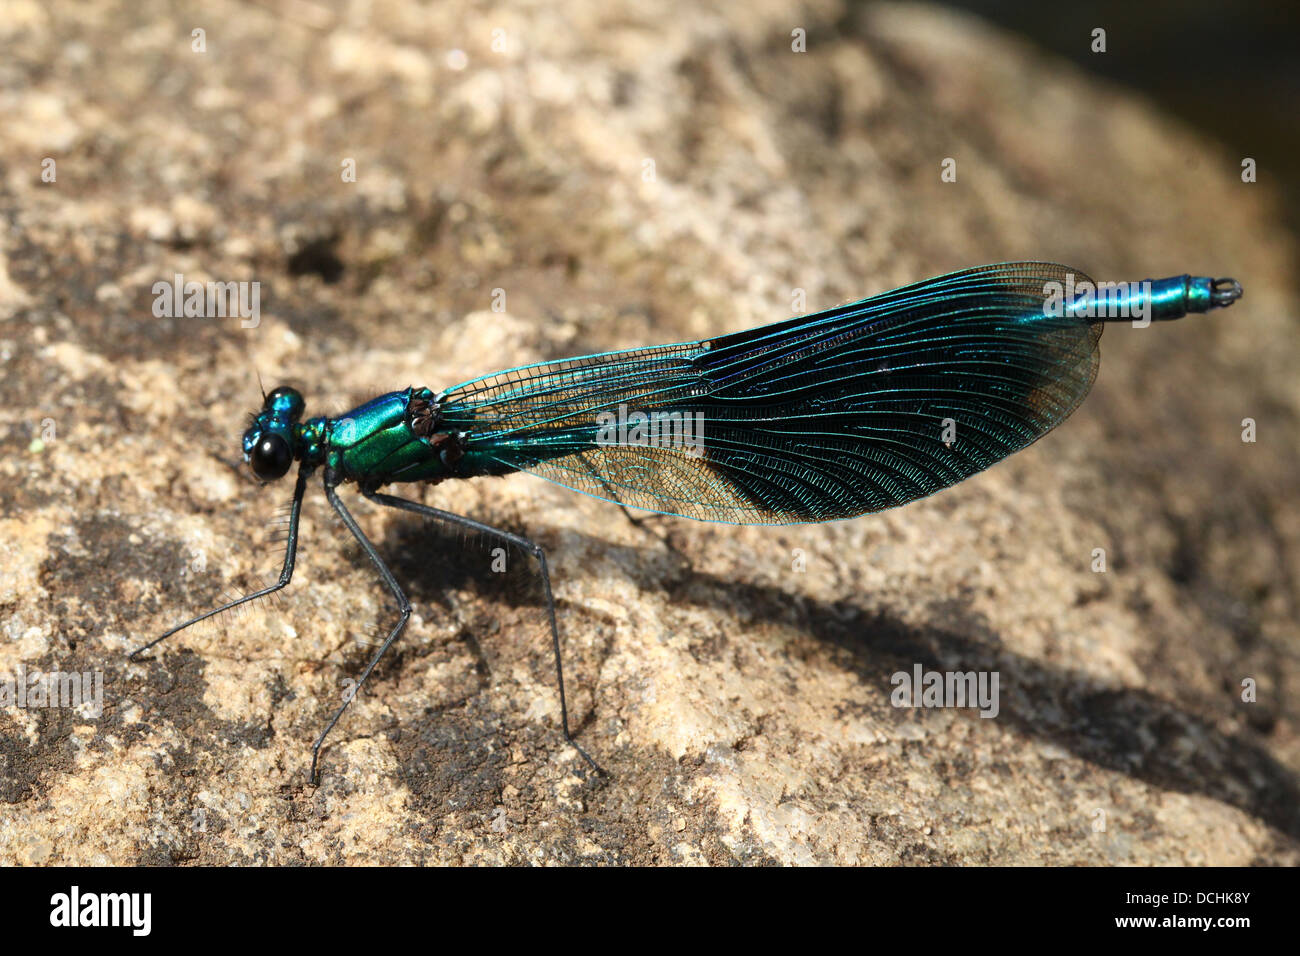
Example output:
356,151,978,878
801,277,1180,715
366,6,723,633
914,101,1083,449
312,480,411,783
363,488,607,777
130,466,312,661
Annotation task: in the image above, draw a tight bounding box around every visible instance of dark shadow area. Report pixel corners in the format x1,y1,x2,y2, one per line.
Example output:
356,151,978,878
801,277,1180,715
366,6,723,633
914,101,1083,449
286,234,345,284
370,513,1300,840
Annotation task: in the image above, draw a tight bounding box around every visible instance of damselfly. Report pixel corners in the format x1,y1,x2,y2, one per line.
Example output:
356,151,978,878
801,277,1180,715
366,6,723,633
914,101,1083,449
135,262,1243,780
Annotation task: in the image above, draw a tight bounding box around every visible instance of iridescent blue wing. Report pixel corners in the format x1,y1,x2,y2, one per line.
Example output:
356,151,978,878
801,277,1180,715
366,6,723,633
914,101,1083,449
437,262,1101,524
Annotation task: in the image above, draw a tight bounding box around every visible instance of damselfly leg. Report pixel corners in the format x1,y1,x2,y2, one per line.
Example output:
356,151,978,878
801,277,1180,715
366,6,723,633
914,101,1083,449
130,467,312,661
311,476,412,783
361,488,607,777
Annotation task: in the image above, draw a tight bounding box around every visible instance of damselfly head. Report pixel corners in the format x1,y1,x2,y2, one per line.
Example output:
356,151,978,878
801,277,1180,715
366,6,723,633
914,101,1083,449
242,385,306,482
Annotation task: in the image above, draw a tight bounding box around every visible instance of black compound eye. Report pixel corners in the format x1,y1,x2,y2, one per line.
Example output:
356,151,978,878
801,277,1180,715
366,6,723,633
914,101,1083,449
250,434,293,481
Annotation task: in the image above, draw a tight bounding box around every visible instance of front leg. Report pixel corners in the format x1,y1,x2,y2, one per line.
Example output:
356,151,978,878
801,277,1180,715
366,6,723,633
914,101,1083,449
131,465,313,660
311,477,411,783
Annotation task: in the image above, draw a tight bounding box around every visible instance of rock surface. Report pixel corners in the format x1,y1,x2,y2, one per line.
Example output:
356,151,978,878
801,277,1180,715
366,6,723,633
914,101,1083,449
1,0,1297,864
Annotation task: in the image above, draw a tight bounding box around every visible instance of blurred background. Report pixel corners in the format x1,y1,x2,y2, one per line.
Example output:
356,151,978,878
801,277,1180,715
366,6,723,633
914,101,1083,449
949,0,1300,238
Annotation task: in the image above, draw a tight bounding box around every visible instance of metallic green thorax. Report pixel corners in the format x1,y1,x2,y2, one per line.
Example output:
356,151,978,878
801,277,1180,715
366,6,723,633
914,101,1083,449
312,387,457,486
236,386,474,488
241,384,523,490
